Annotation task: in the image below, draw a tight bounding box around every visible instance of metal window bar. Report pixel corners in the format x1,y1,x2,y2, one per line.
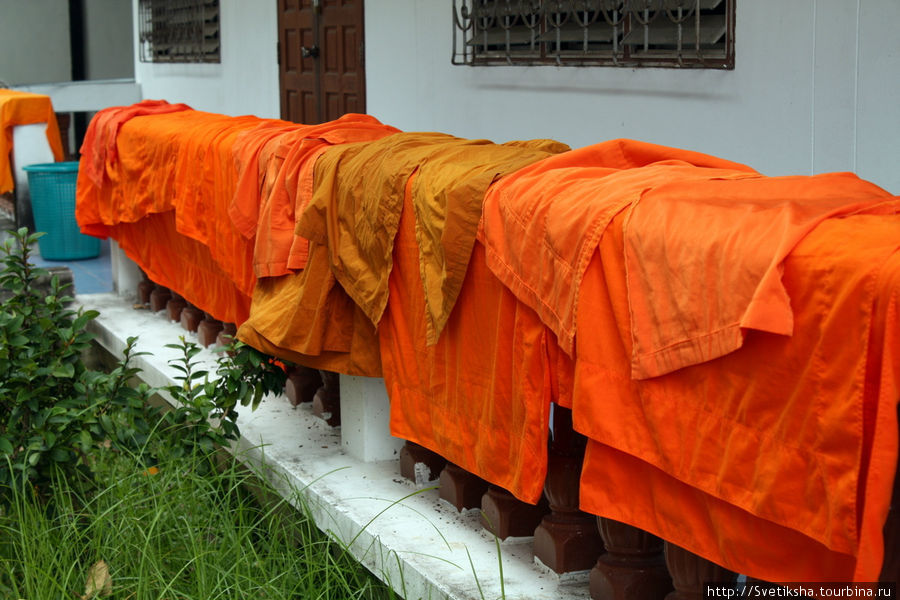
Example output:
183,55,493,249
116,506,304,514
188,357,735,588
451,0,734,68
139,0,220,64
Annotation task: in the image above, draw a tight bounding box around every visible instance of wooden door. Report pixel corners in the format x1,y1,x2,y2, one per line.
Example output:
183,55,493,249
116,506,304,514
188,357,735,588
278,0,365,125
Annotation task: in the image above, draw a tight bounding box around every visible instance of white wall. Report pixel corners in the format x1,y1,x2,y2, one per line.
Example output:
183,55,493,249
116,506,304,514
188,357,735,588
128,0,899,194
83,0,134,80
132,0,279,119
365,0,900,194
0,0,71,85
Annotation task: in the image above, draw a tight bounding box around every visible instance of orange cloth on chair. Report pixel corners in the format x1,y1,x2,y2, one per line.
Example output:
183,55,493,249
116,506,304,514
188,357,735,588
0,89,64,194
380,173,560,502
623,173,899,379
299,132,568,344
479,139,756,355
575,210,900,582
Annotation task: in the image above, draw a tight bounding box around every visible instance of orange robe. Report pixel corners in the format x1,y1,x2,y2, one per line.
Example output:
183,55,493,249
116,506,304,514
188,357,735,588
576,212,900,582
0,90,64,194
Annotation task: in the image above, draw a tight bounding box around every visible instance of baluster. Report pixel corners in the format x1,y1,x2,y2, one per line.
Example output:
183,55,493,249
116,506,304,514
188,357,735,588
284,365,323,406
439,462,489,511
180,302,203,332
533,405,604,573
480,485,549,540
137,272,153,306
149,283,171,313
312,370,340,426
590,518,672,600
166,291,186,322
197,312,224,347
399,441,447,485
664,543,736,600
215,322,237,349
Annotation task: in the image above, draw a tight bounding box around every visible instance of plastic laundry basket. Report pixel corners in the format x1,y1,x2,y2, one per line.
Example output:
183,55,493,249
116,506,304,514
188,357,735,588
23,161,100,260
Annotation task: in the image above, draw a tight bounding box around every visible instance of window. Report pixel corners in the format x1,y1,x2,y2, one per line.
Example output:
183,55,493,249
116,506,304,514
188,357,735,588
139,0,221,64
452,0,734,68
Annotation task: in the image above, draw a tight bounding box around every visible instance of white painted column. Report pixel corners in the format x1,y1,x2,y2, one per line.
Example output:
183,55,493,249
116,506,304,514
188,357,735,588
11,123,55,230
110,239,142,301
339,375,404,462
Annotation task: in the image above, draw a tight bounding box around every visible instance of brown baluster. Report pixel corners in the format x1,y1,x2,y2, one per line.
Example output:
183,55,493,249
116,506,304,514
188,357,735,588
149,284,171,313
590,518,673,600
399,441,447,485
439,463,490,511
137,272,154,306
180,302,204,332
197,312,224,347
166,291,187,322
533,405,604,573
215,322,237,349
480,485,549,540
284,365,323,406
664,543,736,600
312,370,340,427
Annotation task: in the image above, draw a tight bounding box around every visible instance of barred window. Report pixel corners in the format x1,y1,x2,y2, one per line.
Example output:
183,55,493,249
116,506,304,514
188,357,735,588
139,0,220,64
452,0,734,68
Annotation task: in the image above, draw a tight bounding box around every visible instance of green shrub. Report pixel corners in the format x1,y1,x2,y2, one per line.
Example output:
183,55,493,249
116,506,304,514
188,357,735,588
0,228,151,500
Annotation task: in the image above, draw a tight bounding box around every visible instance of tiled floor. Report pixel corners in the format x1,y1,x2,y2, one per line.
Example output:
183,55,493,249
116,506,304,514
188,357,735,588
1,213,113,295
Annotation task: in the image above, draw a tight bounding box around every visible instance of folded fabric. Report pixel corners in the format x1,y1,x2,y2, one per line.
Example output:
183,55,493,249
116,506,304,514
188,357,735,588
624,173,899,379
299,132,568,344
576,210,900,582
0,89,64,194
78,99,191,187
229,113,400,278
479,138,756,355
381,173,558,502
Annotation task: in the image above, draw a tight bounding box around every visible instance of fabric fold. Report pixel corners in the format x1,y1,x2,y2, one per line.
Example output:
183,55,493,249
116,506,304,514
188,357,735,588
299,132,568,344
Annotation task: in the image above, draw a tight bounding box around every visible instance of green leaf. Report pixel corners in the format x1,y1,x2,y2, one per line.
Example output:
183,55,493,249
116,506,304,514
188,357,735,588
0,436,13,455
51,363,76,378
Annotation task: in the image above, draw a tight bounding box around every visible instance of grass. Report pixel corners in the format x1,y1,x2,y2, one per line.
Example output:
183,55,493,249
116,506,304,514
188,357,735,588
0,447,398,600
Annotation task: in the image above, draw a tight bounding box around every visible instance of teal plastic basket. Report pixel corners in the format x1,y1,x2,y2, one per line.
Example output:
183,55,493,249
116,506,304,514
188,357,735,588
23,161,100,260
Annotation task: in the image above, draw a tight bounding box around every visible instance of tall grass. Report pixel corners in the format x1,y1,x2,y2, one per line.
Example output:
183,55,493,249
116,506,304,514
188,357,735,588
0,448,397,599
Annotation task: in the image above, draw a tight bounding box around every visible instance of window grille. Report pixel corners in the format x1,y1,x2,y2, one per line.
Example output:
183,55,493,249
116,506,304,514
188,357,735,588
139,0,220,64
452,0,734,68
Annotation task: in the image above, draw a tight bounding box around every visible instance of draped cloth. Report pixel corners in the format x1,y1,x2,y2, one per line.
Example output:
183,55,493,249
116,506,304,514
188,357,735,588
299,133,569,344
576,211,900,582
0,89,64,194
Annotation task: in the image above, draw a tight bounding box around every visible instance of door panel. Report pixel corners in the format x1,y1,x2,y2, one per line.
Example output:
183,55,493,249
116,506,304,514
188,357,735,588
278,0,365,124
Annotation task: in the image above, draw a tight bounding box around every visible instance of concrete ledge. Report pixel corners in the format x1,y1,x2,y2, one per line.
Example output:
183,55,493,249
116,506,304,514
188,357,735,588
79,293,590,600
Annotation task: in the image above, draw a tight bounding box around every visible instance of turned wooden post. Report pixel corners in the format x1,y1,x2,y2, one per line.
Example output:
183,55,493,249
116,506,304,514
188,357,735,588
533,405,604,573
149,283,171,313
166,291,186,322
399,441,447,485
137,272,154,306
215,322,237,349
197,312,224,347
284,365,323,406
312,370,340,426
180,302,203,332
664,543,736,600
439,463,490,511
480,485,549,540
590,518,672,600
